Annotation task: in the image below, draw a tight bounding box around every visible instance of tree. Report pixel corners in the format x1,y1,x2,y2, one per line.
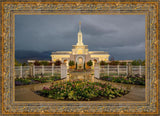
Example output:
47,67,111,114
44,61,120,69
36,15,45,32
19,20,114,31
87,60,93,66
131,60,137,65
69,60,75,66
100,61,106,65
137,59,142,65
34,60,41,66
22,62,27,66
142,60,145,66
76,62,77,69
54,60,62,66
15,59,21,66
110,56,115,61
84,62,86,70
40,61,51,66
131,59,145,66
109,61,119,65
119,62,126,65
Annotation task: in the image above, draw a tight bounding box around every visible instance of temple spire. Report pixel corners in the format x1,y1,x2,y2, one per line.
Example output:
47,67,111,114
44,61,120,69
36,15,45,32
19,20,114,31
77,21,83,46
79,21,81,32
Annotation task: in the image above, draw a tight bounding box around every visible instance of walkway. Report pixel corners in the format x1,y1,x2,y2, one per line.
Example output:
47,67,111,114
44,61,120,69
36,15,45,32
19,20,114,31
15,72,145,101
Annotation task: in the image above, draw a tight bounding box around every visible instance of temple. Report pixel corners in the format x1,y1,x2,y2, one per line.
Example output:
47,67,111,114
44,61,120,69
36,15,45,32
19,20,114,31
51,22,110,69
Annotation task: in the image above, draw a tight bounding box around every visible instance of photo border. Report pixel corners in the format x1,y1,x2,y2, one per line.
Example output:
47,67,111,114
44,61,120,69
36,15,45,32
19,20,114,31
1,1,159,114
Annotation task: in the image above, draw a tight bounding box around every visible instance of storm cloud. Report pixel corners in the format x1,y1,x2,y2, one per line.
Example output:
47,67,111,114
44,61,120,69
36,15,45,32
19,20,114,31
15,15,145,60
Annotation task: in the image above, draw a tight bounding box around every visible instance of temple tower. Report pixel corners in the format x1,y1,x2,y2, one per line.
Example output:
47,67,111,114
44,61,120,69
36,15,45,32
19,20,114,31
76,21,84,46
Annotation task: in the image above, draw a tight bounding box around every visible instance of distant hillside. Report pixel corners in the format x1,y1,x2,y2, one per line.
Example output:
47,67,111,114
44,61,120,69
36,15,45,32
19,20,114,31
15,50,145,63
15,50,53,63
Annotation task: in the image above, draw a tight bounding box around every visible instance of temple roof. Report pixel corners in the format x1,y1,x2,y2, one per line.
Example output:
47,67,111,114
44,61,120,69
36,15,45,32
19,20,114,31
89,51,109,54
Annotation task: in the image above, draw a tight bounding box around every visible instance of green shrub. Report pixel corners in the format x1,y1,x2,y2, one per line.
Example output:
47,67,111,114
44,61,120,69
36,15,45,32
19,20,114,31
69,60,75,66
40,61,52,66
87,60,93,66
119,62,126,65
131,59,145,66
34,60,41,66
54,60,62,66
15,59,22,66
109,61,119,65
100,61,107,65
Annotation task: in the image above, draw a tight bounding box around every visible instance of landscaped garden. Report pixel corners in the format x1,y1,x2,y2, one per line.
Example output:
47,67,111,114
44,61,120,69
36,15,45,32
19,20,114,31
37,79,129,101
100,74,145,85
15,75,61,86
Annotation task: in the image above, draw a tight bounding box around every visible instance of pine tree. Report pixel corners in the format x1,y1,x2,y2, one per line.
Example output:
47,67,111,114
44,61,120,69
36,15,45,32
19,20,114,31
76,62,77,69
84,62,85,70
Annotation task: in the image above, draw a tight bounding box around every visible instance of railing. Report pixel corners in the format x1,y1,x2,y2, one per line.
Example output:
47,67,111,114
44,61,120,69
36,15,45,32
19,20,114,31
100,65,145,77
15,65,145,79
15,66,61,78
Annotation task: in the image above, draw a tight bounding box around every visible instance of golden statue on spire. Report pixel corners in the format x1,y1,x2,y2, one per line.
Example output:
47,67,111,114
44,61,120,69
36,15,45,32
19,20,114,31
79,21,81,32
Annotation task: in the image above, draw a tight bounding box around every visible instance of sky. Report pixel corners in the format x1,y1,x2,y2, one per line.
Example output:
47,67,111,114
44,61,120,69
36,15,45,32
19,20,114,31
15,15,145,60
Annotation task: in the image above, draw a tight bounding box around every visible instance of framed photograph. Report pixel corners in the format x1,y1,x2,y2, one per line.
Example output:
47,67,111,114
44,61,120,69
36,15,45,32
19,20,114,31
1,1,159,115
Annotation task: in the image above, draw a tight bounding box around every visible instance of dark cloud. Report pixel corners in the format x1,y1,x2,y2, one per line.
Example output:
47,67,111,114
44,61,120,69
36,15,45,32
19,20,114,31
15,15,145,60
82,22,118,36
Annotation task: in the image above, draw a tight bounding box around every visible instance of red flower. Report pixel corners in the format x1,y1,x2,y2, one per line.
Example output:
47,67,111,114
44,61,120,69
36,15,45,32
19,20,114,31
43,87,49,90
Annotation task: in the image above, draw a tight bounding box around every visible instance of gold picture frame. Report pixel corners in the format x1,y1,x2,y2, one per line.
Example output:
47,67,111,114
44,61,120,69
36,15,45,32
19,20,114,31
1,1,159,115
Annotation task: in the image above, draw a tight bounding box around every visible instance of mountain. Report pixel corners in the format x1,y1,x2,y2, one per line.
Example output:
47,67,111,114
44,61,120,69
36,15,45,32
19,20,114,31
15,50,53,63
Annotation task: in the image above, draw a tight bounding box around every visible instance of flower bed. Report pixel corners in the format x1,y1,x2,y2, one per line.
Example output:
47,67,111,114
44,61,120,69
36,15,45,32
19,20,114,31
15,78,32,85
15,76,61,86
38,80,129,101
100,74,145,85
